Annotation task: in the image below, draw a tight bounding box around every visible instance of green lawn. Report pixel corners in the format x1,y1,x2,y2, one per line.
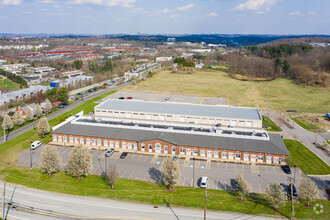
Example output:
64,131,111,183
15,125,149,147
291,117,324,133
262,115,282,132
0,77,20,91
284,139,330,175
125,70,330,113
38,82,50,86
0,168,328,219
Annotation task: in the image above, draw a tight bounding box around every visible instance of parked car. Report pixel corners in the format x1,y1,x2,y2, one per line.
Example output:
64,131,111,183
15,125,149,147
282,165,291,174
120,152,128,159
31,141,42,150
105,148,115,157
165,96,170,101
200,176,208,188
77,92,82,95
280,183,288,196
62,102,69,106
118,97,125,99
93,87,97,91
126,97,133,99
88,89,93,92
56,105,64,108
288,183,298,197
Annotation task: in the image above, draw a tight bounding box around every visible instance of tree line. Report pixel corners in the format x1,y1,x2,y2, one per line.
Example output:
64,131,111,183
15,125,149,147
0,69,28,88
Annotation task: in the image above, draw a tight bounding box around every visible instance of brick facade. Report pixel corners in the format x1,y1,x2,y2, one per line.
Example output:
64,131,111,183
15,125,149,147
52,133,287,165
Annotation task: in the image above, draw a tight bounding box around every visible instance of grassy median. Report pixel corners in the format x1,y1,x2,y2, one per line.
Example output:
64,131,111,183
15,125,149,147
284,139,330,175
262,115,282,132
1,168,329,219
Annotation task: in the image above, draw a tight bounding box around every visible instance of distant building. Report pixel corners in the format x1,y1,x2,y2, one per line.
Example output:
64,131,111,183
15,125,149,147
167,38,176,42
156,57,172,62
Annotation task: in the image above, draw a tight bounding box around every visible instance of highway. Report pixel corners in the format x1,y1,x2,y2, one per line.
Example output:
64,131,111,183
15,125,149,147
0,81,130,144
0,183,278,220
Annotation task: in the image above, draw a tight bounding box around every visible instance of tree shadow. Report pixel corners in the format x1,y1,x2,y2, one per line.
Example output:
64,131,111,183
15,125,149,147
308,176,329,199
148,167,163,184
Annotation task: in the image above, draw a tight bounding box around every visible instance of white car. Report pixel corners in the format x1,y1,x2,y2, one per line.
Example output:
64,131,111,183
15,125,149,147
165,96,170,101
200,176,208,188
31,141,42,150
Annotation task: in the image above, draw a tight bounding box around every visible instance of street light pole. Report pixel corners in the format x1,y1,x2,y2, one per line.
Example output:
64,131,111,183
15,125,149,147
105,154,108,177
2,174,7,220
294,165,296,184
204,186,207,220
193,157,195,188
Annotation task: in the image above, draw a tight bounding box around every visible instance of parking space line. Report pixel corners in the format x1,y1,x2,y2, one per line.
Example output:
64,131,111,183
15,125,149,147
258,183,262,194
144,156,148,162
195,161,200,168
151,155,158,164
234,164,236,172
273,167,277,175
226,163,228,171
183,157,190,167
143,172,148,181
242,165,244,172
127,170,133,179
265,166,268,174
206,159,211,169
218,163,220,171
130,154,136,160
136,155,141,162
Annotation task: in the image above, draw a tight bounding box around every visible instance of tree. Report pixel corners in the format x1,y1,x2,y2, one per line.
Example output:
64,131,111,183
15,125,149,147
13,110,24,126
3,115,14,131
161,157,180,190
298,177,319,206
66,145,93,178
103,58,113,72
38,117,50,138
106,163,119,189
58,87,68,102
236,174,251,200
266,181,287,210
44,98,53,115
35,103,43,118
73,60,83,70
26,107,34,121
40,146,62,175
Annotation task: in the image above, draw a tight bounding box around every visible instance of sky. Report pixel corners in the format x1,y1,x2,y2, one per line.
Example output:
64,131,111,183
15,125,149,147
0,0,329,35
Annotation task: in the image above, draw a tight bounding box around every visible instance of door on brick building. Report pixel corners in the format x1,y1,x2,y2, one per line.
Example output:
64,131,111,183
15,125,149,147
149,144,153,152
172,147,176,154
273,157,279,164
251,155,256,163
201,150,206,157
229,153,234,160
164,146,168,154
186,149,191,156
207,151,212,158
155,143,161,153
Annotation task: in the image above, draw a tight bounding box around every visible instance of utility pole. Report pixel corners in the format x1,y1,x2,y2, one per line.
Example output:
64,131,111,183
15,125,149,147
204,186,207,220
290,179,294,220
3,120,5,143
105,154,108,177
192,157,195,188
2,174,7,220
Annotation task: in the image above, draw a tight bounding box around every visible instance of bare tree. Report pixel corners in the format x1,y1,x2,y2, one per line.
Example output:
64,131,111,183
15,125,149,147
106,163,119,189
236,174,251,200
266,181,287,210
66,145,93,178
35,103,43,118
298,177,319,206
38,117,50,138
161,157,180,190
13,110,24,126
44,98,53,116
3,114,14,130
26,107,34,121
40,146,62,175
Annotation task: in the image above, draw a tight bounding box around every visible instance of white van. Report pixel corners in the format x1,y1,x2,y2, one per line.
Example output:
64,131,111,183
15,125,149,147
200,176,208,188
31,141,42,150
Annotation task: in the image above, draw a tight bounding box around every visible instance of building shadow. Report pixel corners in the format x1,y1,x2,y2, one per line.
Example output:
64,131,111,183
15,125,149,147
163,199,179,220
148,167,163,184
308,176,329,200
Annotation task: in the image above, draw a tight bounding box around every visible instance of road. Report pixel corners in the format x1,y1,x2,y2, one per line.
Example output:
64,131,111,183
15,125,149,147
0,81,131,144
0,183,279,220
262,111,330,166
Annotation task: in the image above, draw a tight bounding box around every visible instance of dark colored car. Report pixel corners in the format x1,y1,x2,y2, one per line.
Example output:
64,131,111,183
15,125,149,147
105,148,115,157
88,89,93,92
120,152,128,159
282,165,291,174
93,88,97,91
118,97,125,99
280,183,288,196
126,97,133,99
62,102,69,106
288,184,298,197
77,92,82,95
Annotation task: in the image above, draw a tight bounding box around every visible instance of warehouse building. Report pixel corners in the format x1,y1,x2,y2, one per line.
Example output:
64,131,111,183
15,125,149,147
51,108,289,165
95,100,262,129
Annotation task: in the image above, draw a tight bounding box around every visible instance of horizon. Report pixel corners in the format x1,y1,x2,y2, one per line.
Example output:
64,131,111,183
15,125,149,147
0,0,329,35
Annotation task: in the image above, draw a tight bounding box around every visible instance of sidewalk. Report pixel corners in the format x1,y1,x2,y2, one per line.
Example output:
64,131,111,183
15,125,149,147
262,111,330,166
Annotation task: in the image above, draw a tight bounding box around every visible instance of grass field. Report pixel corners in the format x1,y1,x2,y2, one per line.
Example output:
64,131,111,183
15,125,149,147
284,139,330,175
0,77,20,91
291,117,324,133
262,115,282,132
0,168,329,219
125,70,330,113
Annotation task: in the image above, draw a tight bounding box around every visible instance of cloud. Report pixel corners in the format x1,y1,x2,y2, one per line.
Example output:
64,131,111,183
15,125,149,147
71,0,136,8
170,14,180,18
177,3,194,11
234,0,278,12
41,0,54,3
129,7,147,14
206,12,218,17
1,0,23,5
307,11,315,15
289,11,300,15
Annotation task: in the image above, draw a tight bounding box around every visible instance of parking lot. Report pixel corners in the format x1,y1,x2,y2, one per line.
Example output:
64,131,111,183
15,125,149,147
17,144,330,200
106,91,227,105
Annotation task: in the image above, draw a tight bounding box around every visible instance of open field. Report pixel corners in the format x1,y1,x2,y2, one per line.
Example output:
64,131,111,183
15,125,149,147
1,168,329,219
0,77,20,91
284,139,330,175
291,117,325,133
124,70,330,113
